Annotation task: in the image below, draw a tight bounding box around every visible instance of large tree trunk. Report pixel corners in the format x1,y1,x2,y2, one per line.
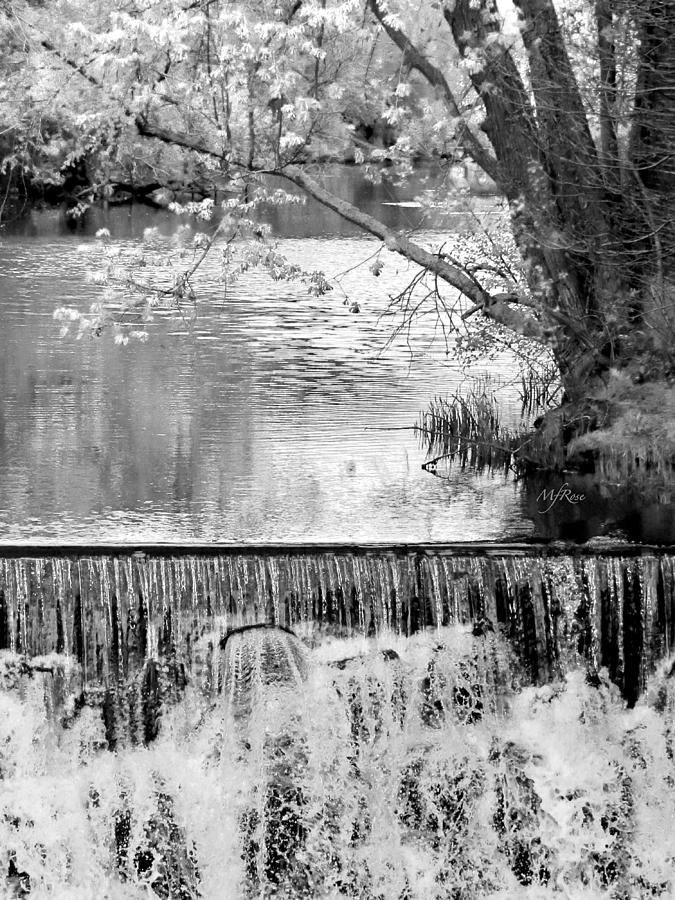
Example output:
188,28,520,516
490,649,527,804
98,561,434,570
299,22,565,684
445,0,675,403
627,1,675,347
632,1,675,196
445,0,620,400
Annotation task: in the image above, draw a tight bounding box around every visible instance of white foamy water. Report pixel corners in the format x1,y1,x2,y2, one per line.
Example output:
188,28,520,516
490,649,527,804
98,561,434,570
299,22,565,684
2,624,675,898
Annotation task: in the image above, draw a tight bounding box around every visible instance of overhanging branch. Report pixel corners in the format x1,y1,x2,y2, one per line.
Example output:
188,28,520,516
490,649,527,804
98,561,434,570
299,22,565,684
29,20,563,349
36,36,232,169
134,116,228,166
277,165,551,344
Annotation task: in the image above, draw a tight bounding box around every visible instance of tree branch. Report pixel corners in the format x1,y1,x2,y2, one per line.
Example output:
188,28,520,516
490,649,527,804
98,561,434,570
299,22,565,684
513,0,608,246
366,0,500,183
134,116,227,166
446,0,543,202
277,164,551,344
31,18,574,351
37,36,220,167
513,0,628,324
38,37,102,90
596,0,619,169
446,0,595,321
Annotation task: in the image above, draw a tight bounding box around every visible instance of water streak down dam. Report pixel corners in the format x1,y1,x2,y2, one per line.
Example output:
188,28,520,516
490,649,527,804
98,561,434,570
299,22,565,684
1,544,674,707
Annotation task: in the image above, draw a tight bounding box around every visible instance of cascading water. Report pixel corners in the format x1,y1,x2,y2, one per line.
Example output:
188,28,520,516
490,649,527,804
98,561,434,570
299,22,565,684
2,548,675,898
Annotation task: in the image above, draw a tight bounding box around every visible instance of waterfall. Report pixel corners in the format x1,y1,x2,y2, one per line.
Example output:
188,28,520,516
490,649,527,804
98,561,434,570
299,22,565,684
3,548,675,898
1,550,673,704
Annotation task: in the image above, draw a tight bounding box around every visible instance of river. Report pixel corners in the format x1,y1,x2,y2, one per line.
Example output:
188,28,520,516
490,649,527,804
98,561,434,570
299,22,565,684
0,166,671,544
0,167,528,544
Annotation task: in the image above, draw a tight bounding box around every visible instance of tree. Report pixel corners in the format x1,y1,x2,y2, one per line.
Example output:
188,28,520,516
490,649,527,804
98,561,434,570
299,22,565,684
3,0,675,483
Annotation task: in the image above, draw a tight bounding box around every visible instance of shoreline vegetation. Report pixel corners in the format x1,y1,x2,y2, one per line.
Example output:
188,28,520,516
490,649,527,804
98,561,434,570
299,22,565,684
418,375,675,504
0,157,498,226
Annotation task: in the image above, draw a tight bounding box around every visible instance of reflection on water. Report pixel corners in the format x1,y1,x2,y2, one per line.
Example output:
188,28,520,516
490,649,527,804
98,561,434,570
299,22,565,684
0,173,532,543
5,165,503,241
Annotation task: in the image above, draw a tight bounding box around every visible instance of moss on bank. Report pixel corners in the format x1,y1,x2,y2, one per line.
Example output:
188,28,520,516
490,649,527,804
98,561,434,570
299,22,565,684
568,375,675,495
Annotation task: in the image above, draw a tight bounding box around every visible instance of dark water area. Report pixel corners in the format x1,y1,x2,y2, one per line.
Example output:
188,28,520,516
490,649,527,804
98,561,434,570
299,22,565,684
0,167,525,544
3,164,495,240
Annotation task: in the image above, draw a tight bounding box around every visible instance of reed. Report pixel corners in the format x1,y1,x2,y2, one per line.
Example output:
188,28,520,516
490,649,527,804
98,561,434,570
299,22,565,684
416,386,535,475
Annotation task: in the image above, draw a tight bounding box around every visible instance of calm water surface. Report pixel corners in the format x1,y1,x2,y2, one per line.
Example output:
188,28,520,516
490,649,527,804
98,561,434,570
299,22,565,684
0,172,545,543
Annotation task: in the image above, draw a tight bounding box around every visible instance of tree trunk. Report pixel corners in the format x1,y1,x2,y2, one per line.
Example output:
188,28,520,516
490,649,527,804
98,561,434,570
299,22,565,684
629,0,675,324
632,1,675,196
447,0,619,391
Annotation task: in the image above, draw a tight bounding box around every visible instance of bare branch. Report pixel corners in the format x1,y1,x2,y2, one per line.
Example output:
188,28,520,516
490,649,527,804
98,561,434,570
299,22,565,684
277,164,552,344
134,116,228,167
596,0,619,168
